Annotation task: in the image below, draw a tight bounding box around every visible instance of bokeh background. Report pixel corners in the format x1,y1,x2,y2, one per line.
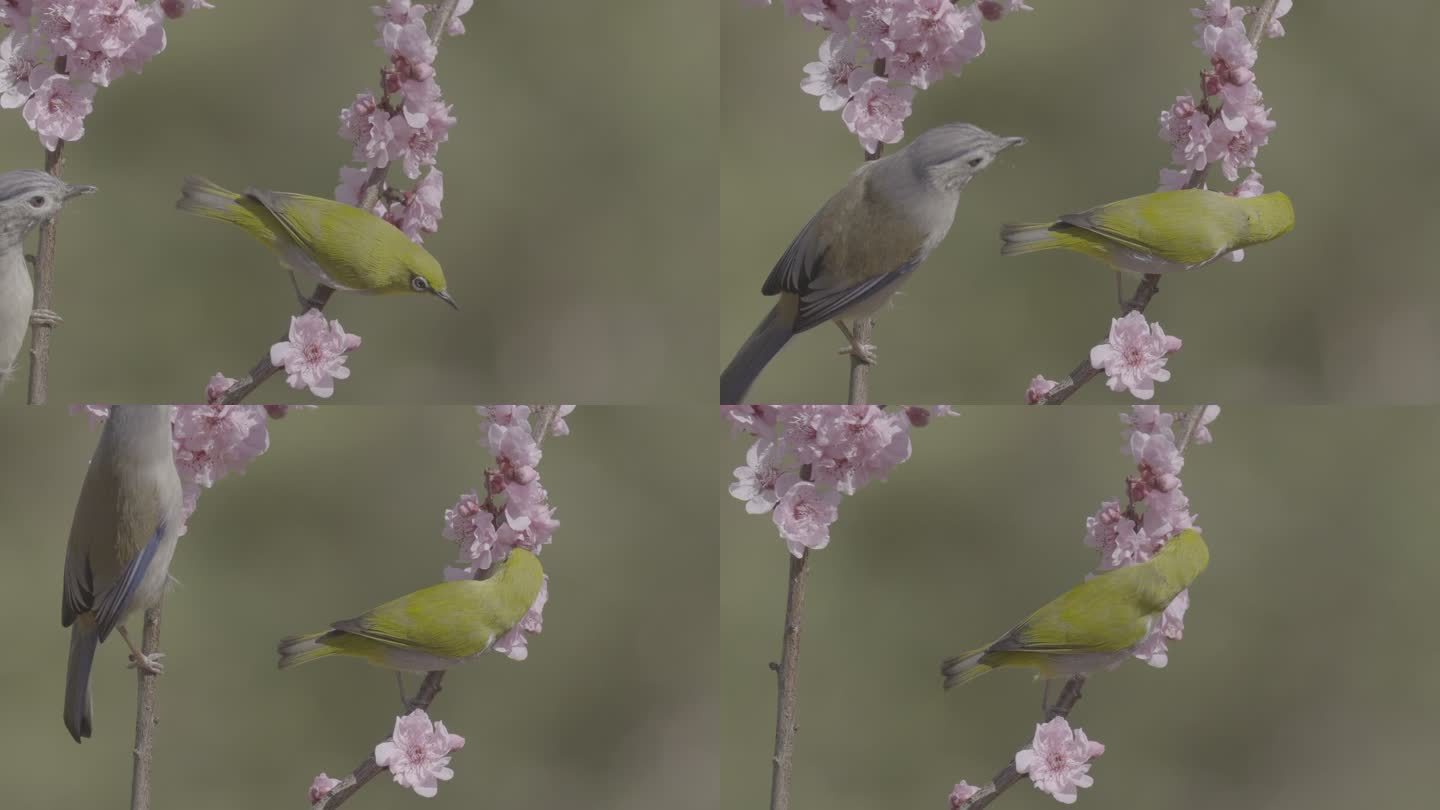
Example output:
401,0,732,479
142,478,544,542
721,3,1440,403
0,406,717,809
721,407,1437,809
0,1,716,404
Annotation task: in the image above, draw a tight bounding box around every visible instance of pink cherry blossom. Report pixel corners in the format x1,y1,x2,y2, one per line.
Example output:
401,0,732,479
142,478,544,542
772,477,841,556
1101,518,1161,570
0,32,39,108
1187,404,1221,444
1089,311,1182,401
1025,375,1058,404
785,0,850,32
1014,716,1105,804
731,439,786,514
1,1,34,31
445,0,473,36
949,780,980,808
1132,588,1190,667
801,32,861,111
390,97,453,179
269,310,363,399
308,773,342,805
386,166,442,242
374,709,465,798
492,575,547,660
339,91,395,169
841,73,913,153
22,69,93,149
1121,405,1175,439
333,165,387,217
1083,499,1123,558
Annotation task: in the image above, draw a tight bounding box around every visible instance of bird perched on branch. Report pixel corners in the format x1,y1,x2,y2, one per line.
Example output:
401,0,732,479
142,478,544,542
721,123,1024,404
0,170,94,391
176,176,457,310
1001,188,1294,274
278,548,544,673
61,405,182,743
941,529,1208,690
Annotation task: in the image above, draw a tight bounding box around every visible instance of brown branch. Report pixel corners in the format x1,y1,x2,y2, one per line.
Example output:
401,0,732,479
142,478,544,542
314,403,558,810
219,0,463,405
957,403,1214,809
24,56,68,405
130,604,163,810
767,549,811,810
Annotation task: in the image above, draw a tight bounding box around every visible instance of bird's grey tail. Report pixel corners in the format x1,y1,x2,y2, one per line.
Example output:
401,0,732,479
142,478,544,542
64,624,97,743
721,301,793,404
940,648,991,690
999,222,1060,256
176,176,241,217
277,631,333,670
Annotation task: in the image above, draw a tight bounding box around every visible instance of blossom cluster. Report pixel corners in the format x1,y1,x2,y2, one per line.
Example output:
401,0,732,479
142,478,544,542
725,405,952,556
746,1,1032,153
269,309,363,399
1084,405,1217,667
440,405,573,661
75,374,282,531
373,709,467,799
1156,1,1291,261
335,0,472,243
1026,311,1184,404
0,0,211,150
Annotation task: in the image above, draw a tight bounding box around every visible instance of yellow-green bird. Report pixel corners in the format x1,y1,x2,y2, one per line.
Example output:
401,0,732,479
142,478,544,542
1000,189,1293,273
177,176,457,308
941,529,1208,689
278,549,543,672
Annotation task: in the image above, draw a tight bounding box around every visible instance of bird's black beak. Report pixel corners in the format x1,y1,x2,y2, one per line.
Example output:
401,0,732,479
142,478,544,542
63,184,96,200
433,289,459,310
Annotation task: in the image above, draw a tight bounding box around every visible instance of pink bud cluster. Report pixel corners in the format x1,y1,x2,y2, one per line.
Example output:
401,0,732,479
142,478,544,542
746,1,1032,153
440,405,573,661
74,375,286,532
334,0,471,244
1156,0,1291,260
0,1,211,150
269,309,363,400
724,405,953,556
1085,405,1217,667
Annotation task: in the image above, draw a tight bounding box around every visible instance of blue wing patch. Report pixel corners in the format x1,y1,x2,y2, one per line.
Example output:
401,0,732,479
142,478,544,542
92,520,166,642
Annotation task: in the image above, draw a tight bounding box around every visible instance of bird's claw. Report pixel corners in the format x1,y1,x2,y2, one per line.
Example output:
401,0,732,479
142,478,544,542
29,308,62,327
126,651,166,676
837,341,878,365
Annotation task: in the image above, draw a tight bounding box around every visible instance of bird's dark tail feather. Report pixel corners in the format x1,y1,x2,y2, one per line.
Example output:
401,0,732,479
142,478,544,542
721,301,794,404
64,624,97,742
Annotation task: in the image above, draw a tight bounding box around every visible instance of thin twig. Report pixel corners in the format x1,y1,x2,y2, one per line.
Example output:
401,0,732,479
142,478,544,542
768,549,811,810
838,57,889,404
218,0,464,405
130,604,163,810
24,56,68,404
314,404,558,810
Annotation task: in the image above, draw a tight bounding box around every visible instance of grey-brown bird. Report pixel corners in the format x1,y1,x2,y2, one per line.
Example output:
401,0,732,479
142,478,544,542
720,123,1023,403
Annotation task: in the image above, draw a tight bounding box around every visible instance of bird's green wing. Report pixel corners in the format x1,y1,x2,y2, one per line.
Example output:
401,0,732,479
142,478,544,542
1060,191,1231,266
328,580,507,660
990,570,1159,655
243,189,404,291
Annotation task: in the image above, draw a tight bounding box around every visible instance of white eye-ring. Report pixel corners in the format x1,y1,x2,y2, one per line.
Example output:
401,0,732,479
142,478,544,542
28,195,44,208
411,276,429,292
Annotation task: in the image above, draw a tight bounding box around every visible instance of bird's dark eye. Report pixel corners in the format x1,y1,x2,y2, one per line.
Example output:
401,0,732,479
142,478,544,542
411,276,429,292
967,157,984,168
28,196,44,208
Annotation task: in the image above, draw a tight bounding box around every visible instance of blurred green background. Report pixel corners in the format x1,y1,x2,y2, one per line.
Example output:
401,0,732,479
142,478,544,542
0,1,716,404
721,3,1440,403
721,407,1436,809
0,406,716,809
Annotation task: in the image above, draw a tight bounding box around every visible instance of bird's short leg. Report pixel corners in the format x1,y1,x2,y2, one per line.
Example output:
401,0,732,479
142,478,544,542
395,672,409,709
1040,679,1052,717
29,309,62,327
116,625,165,676
1114,273,1126,313
287,271,323,312
833,320,878,365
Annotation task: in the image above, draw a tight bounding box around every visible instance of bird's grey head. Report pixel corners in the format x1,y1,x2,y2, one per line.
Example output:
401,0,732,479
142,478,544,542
900,123,1025,192
0,169,95,244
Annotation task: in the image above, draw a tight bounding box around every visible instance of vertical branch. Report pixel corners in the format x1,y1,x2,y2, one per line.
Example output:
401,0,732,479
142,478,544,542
767,549,810,810
130,604,163,810
840,57,888,405
25,55,69,405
